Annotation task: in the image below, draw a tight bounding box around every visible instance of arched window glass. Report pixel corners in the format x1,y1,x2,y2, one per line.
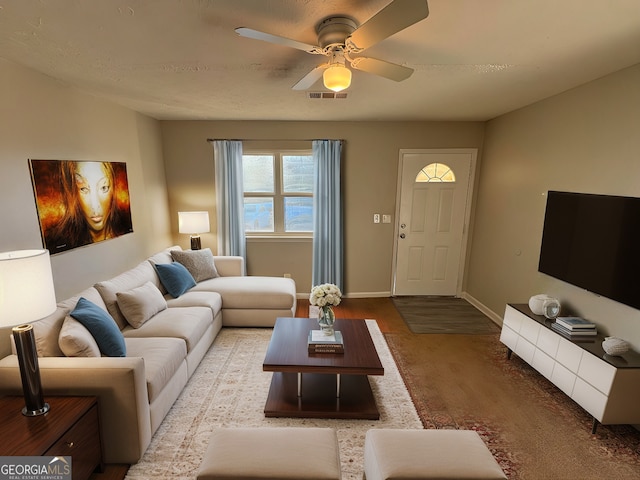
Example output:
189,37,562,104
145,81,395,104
415,163,456,183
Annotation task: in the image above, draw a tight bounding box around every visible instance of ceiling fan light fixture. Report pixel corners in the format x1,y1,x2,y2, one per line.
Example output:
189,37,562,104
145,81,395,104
323,64,352,92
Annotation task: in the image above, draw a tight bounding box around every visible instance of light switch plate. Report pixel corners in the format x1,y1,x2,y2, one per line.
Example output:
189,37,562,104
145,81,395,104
382,214,391,223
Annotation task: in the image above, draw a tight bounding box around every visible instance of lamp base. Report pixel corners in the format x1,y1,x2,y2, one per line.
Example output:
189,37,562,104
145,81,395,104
190,235,202,250
23,402,50,417
13,324,50,417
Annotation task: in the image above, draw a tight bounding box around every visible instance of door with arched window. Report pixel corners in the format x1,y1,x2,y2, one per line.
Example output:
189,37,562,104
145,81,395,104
393,149,476,296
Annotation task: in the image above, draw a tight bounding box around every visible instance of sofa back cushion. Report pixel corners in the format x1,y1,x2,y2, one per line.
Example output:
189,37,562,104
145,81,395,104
116,281,167,328
94,260,160,330
170,248,219,282
58,316,101,357
29,307,68,357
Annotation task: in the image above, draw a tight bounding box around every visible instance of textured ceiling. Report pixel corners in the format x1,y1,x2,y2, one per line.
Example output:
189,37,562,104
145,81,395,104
1,0,639,121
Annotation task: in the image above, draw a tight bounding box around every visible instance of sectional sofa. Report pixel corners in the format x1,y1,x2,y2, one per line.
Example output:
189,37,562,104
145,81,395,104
0,246,297,464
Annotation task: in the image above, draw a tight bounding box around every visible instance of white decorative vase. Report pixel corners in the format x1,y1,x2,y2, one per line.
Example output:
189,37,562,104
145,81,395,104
318,306,336,336
602,337,629,356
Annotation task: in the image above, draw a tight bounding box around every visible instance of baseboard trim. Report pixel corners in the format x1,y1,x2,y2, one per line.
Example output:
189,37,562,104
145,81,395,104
297,291,391,299
460,292,503,327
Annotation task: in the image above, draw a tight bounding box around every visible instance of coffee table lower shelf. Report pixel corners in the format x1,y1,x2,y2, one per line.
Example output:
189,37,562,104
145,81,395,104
264,372,380,420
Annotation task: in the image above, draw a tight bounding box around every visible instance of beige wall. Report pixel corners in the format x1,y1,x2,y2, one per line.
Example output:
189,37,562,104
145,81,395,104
467,63,640,349
160,121,485,295
0,59,171,300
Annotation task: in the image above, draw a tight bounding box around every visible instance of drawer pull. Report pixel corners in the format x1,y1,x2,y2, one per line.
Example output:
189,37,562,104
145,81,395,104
66,441,74,448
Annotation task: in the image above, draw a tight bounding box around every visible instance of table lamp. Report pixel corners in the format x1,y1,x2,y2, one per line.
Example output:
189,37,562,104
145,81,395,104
0,249,57,416
178,211,210,250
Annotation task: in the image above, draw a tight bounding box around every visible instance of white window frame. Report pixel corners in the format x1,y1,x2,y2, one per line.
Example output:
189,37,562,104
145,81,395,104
243,149,313,237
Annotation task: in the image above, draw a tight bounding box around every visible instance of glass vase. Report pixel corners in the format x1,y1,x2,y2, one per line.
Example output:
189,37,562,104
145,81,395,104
318,306,336,336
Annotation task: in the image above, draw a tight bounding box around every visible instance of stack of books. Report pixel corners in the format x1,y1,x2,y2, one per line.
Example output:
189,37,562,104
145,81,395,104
551,316,597,337
308,330,344,354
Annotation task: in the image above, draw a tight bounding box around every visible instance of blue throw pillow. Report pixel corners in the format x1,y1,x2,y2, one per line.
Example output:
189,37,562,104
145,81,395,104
70,297,126,357
154,262,196,298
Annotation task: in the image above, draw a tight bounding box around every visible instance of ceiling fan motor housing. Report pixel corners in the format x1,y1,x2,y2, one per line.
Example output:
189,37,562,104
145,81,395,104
316,17,358,50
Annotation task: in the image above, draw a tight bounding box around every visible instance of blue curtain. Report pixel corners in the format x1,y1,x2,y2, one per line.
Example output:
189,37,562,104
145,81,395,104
213,140,246,270
312,140,343,291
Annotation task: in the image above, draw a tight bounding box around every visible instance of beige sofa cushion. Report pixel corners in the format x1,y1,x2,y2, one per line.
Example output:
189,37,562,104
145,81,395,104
165,291,223,318
58,316,101,357
94,260,161,330
125,337,187,404
31,307,68,357
121,306,212,353
192,276,296,310
171,248,219,282
116,281,167,328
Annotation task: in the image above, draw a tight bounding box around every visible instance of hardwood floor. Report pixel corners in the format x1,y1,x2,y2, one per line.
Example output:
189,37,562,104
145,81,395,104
92,298,640,479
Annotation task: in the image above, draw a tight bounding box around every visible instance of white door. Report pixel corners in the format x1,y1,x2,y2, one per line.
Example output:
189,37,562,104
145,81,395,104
393,149,475,296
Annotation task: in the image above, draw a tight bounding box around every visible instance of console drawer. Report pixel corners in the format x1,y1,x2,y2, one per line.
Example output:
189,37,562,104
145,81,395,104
578,353,616,395
551,362,576,396
555,337,583,373
572,378,607,421
532,348,555,380
503,305,523,332
536,327,560,357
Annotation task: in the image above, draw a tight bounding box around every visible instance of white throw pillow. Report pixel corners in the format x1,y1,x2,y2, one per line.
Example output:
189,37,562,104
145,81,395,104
116,281,168,328
58,316,101,357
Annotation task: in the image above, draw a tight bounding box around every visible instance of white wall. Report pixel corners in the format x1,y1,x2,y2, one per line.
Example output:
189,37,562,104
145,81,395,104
0,59,171,300
467,63,640,349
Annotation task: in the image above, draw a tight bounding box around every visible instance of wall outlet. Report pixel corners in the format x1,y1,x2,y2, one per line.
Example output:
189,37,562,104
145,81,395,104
373,213,380,223
283,273,291,278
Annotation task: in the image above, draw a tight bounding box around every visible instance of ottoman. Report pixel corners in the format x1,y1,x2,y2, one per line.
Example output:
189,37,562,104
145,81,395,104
197,427,342,480
364,429,507,480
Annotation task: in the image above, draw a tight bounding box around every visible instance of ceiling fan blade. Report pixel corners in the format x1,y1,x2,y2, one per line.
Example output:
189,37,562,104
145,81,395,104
346,0,429,52
349,56,413,82
292,64,328,90
235,27,322,54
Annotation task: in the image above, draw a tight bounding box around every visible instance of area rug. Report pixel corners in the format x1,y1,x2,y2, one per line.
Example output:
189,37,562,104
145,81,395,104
125,320,422,480
392,296,500,334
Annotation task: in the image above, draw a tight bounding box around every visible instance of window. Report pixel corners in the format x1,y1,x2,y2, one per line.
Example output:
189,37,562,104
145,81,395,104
415,163,456,183
242,151,313,234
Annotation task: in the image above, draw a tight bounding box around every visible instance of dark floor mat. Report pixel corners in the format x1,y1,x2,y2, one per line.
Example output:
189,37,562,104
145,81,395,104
391,296,500,334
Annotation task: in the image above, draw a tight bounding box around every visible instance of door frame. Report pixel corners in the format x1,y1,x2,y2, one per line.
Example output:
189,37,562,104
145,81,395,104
391,148,478,296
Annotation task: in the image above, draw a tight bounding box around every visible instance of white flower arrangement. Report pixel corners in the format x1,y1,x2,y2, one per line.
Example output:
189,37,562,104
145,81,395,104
309,283,342,308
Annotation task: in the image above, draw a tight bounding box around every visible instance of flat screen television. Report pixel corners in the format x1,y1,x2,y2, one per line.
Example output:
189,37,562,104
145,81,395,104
538,191,640,311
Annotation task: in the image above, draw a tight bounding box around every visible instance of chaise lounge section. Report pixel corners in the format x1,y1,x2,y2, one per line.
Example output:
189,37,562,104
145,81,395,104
0,246,296,464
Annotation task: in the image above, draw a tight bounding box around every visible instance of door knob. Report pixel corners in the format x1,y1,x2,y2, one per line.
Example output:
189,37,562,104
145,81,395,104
400,223,406,229
399,233,406,239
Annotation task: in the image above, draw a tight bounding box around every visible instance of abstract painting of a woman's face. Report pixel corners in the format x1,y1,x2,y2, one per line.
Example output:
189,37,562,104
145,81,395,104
74,161,114,235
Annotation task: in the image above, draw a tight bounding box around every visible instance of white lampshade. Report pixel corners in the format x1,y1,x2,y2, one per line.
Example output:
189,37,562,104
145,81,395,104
178,211,210,234
0,249,57,327
323,64,352,92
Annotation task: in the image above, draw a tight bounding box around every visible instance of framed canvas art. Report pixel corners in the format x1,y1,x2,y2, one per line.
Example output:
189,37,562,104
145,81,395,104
29,159,134,254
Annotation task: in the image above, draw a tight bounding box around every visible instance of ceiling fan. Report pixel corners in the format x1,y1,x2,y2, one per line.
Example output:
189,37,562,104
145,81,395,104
235,0,429,92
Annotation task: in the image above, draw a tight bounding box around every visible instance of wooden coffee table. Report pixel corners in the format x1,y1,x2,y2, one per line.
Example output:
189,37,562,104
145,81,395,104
263,317,384,419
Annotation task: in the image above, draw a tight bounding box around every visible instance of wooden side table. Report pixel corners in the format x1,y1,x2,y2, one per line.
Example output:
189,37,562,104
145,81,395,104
0,396,103,480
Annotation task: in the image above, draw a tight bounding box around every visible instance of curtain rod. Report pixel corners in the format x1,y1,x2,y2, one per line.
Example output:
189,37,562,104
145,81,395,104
207,138,343,143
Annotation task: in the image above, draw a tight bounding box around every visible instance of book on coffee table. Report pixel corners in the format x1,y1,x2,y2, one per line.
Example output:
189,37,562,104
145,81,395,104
308,330,344,354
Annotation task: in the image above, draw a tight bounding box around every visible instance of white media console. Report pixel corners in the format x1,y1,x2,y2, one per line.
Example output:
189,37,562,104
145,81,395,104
500,304,640,433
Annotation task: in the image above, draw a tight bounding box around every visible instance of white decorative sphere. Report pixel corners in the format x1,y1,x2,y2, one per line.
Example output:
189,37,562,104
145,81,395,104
529,294,553,315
